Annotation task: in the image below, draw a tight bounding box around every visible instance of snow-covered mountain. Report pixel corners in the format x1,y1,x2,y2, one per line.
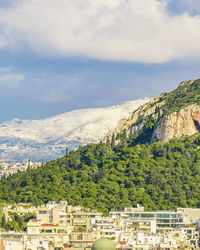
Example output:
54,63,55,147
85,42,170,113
0,98,149,162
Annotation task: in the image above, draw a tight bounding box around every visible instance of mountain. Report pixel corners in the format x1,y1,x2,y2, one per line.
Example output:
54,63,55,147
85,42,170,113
0,98,149,162
1,80,200,214
108,79,200,145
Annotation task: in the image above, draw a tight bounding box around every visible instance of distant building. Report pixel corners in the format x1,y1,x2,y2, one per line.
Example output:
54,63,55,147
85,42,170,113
1,203,200,249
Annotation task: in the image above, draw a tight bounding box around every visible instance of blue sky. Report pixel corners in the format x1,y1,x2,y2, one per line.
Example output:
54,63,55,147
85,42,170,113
0,0,200,122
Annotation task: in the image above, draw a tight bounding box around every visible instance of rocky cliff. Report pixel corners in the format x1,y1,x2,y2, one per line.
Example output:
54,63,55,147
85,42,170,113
115,94,165,135
107,79,200,144
152,104,200,141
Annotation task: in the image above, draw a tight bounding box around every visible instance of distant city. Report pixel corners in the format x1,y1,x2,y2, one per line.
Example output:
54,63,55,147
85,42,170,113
0,202,200,249
0,161,42,179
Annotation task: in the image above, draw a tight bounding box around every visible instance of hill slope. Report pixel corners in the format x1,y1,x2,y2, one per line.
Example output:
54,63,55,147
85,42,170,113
0,98,149,162
109,79,200,145
0,134,200,214
1,80,200,214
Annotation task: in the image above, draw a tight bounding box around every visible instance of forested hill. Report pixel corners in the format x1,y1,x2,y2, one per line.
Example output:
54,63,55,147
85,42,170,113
0,135,200,214
1,79,200,214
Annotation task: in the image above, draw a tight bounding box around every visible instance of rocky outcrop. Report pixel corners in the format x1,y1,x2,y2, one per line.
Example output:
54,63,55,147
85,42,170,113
152,104,200,141
104,94,166,144
105,79,200,145
114,94,165,136
107,98,200,145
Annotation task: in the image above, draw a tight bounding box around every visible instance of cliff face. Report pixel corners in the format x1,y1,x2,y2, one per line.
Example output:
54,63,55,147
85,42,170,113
114,94,165,136
152,104,200,141
107,79,200,144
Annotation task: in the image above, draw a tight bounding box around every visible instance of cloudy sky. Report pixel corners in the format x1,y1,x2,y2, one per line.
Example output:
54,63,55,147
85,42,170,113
0,0,200,122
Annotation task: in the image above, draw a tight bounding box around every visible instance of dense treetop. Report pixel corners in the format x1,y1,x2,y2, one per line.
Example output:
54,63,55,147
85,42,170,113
0,134,200,215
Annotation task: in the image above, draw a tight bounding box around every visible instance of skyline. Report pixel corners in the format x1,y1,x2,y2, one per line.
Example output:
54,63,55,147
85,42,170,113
0,0,200,122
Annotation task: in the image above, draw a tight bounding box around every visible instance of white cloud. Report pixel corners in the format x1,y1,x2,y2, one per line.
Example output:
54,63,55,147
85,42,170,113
0,72,24,88
0,34,7,48
0,0,200,63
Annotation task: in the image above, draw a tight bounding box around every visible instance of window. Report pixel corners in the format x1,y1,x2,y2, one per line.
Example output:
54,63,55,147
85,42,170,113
46,230,52,233
39,211,47,214
141,213,154,218
156,213,170,218
77,235,83,240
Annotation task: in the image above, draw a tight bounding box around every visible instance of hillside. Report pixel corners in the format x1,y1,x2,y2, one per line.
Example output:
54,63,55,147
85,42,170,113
0,98,149,162
0,134,200,215
0,79,200,214
108,79,200,145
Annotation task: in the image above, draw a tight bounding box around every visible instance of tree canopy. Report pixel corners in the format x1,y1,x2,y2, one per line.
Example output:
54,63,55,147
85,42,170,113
0,134,200,215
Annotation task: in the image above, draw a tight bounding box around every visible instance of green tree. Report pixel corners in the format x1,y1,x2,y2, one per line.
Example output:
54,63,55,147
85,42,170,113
1,214,7,229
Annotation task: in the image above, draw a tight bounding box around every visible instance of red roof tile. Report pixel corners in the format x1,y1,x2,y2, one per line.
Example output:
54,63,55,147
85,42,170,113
119,241,127,245
42,224,56,227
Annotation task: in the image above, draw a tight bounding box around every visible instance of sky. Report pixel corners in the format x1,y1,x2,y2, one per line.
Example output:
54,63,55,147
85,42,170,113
0,0,200,122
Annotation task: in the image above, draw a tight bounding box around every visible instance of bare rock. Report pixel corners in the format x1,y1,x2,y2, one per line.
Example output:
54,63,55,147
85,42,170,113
152,104,200,141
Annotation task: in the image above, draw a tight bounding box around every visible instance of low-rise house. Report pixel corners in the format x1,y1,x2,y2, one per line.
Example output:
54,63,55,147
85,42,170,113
1,203,200,249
